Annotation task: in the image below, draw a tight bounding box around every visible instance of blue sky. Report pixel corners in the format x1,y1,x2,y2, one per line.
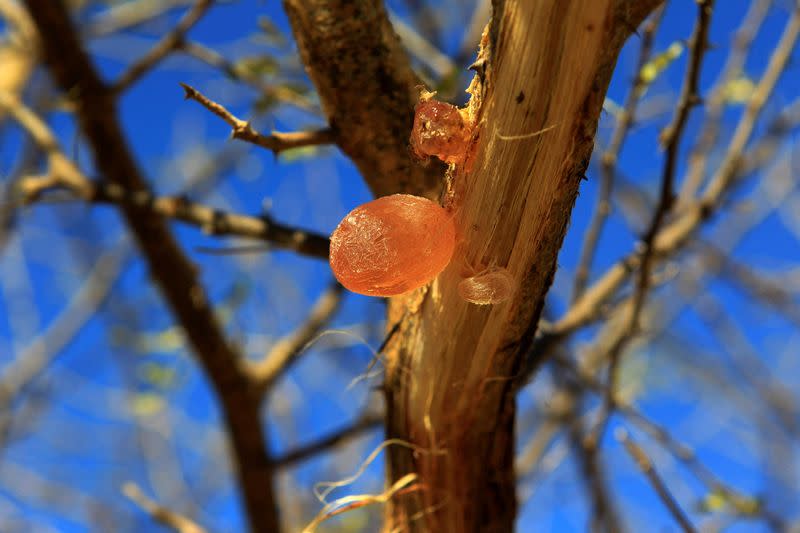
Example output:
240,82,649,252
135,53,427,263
1,0,798,531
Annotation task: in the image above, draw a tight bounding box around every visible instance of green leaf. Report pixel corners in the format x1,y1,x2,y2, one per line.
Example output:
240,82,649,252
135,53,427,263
697,489,762,516
278,145,323,162
130,392,165,417
639,41,684,86
233,55,279,78
721,75,755,104
137,362,177,389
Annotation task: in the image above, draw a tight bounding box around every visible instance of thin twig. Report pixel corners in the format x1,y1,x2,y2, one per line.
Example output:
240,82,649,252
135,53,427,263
388,11,455,80
30,179,330,259
631,0,713,348
85,0,194,38
0,247,128,409
180,83,334,154
679,0,773,202
0,92,330,259
249,282,344,392
22,2,282,529
738,98,800,176
616,429,698,533
700,240,800,327
180,41,317,111
561,372,621,533
590,0,715,447
122,482,207,533
0,91,92,198
110,0,214,93
572,6,665,302
553,353,738,497
540,2,799,345
272,414,383,469
680,269,800,436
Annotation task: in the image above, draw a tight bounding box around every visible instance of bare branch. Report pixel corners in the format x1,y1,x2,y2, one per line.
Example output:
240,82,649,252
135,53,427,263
179,83,334,155
551,351,768,521
110,0,213,93
249,282,344,392
180,41,317,111
282,0,443,197
21,1,281,530
679,0,773,202
616,429,698,533
272,414,382,469
565,382,622,533
0,247,128,412
122,483,206,533
590,0,715,447
544,4,800,340
572,6,665,302
85,0,194,37
388,11,455,81
0,91,92,198
738,98,800,176
20,176,330,259
701,241,800,328
0,92,330,259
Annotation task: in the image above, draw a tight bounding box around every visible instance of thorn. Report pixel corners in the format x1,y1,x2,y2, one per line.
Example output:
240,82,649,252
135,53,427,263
179,82,194,99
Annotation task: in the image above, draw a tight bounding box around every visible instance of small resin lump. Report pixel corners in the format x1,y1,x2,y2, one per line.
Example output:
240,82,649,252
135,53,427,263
329,194,456,297
458,266,515,305
410,95,472,164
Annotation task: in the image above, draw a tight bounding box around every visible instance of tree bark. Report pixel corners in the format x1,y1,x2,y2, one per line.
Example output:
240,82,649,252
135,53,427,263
21,2,281,532
287,0,663,530
383,2,663,531
282,0,444,197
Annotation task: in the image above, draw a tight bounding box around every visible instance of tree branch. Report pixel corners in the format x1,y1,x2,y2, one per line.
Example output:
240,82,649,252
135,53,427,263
110,0,213,93
572,6,665,302
0,247,127,415
272,414,382,469
0,92,330,260
590,0,714,447
42,179,330,259
85,0,194,38
180,40,316,111
539,4,799,342
679,0,773,202
377,2,665,530
20,1,281,531
617,429,698,533
249,282,344,393
123,482,207,533
179,83,334,155
282,0,444,197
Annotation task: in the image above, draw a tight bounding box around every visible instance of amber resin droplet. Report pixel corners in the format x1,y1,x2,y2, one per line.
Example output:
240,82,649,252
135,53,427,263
410,98,471,164
458,267,515,305
329,194,456,296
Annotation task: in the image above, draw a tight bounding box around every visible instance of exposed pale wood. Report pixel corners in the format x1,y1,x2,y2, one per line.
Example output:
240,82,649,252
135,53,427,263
382,1,663,531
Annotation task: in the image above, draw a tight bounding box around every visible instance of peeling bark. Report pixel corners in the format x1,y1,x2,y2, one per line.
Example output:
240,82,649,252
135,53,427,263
286,0,662,530
378,1,662,531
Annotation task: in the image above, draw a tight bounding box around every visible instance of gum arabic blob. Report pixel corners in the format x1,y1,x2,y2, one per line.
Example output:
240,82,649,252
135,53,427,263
458,267,515,305
329,194,456,297
410,95,472,164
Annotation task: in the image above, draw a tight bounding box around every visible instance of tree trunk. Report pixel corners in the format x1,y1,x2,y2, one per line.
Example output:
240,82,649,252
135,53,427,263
285,1,663,531
383,2,666,529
